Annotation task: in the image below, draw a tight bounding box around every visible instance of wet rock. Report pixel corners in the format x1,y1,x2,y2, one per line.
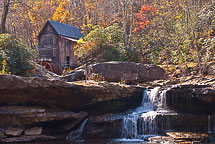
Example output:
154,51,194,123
59,69,85,82
140,110,211,134
85,111,211,139
5,127,23,136
166,85,215,114
85,114,123,139
24,127,42,136
148,134,206,144
0,106,87,131
1,135,56,143
66,119,88,141
166,132,208,143
148,136,174,143
87,62,165,83
85,111,213,140
0,129,6,140
60,111,88,132
0,75,144,115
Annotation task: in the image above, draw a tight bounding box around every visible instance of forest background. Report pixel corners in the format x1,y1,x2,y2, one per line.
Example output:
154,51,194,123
0,0,215,75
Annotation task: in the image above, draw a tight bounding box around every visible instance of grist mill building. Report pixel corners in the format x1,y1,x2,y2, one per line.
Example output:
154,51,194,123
37,20,83,73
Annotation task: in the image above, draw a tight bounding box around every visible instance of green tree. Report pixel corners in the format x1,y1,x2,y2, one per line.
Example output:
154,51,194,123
75,23,138,64
0,34,35,76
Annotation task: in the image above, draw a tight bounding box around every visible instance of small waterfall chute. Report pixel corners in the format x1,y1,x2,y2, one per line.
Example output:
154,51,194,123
121,88,158,139
141,111,159,135
66,118,88,141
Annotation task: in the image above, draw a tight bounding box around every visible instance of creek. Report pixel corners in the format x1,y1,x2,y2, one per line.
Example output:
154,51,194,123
68,86,215,143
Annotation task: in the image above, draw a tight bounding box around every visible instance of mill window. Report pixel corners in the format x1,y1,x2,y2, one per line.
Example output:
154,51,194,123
53,49,56,57
66,56,70,67
53,37,57,45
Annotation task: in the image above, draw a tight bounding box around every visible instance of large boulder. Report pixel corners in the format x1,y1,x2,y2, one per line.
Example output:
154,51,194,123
0,75,144,115
87,62,166,83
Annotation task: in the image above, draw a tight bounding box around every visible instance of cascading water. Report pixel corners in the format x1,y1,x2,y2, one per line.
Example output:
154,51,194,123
121,88,162,139
66,119,88,141
121,87,173,140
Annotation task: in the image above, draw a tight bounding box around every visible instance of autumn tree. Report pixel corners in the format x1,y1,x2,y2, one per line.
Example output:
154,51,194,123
75,24,138,64
0,0,10,34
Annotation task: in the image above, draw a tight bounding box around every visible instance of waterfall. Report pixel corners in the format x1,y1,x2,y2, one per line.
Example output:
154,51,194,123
141,88,154,110
208,115,215,134
121,87,173,140
159,89,168,109
141,111,159,135
66,119,88,141
121,88,163,139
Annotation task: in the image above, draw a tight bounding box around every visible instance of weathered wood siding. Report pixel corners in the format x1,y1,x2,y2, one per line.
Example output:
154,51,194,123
58,36,78,68
38,23,59,65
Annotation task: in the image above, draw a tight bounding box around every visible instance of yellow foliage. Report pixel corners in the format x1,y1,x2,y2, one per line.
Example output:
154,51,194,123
175,14,183,19
187,62,198,68
159,65,176,74
89,73,105,82
0,60,10,75
52,0,72,23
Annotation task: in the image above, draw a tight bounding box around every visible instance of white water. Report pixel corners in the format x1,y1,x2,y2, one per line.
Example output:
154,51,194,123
208,115,215,134
66,119,88,141
121,88,169,139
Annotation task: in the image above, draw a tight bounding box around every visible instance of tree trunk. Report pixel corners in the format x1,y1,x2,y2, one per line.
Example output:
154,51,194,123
185,0,201,72
1,0,10,34
128,0,135,45
122,0,128,47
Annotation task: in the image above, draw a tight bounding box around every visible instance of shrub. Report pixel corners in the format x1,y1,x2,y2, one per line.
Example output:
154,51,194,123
75,23,138,64
0,34,35,76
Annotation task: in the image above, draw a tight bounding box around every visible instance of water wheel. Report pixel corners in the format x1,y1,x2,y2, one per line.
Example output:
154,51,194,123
42,62,59,74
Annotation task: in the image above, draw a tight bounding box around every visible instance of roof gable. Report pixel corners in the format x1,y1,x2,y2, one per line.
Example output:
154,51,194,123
39,20,83,40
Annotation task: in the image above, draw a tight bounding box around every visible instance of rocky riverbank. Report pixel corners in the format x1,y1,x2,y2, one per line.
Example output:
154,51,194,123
0,61,214,143
0,75,144,114
83,75,215,143
0,74,144,143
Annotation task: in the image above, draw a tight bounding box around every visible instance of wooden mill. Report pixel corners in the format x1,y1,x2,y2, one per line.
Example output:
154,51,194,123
37,20,83,74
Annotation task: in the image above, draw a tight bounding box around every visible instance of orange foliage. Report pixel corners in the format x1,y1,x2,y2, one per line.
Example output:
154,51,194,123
133,5,156,33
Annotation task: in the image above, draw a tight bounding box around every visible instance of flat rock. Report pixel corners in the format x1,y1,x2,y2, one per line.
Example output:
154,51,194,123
0,75,144,115
148,135,203,143
166,132,208,143
5,127,23,136
148,136,174,143
0,106,87,130
24,127,42,136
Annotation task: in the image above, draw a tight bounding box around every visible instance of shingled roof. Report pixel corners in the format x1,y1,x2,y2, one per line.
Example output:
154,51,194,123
39,20,83,40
